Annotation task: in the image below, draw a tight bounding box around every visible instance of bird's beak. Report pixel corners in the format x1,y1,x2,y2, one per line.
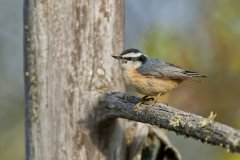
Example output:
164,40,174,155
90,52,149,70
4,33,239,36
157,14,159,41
111,55,122,60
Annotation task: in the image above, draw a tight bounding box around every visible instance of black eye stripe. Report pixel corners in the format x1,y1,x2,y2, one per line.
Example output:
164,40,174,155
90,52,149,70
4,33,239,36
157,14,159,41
122,57,136,61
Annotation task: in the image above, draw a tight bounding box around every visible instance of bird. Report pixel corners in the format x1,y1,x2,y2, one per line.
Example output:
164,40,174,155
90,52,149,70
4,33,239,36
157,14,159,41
112,48,207,110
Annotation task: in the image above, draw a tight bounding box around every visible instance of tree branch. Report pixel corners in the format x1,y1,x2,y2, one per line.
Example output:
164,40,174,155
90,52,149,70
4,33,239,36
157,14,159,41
96,92,240,153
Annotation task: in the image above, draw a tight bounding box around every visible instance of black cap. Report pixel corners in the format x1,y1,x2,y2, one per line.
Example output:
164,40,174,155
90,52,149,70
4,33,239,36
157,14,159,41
120,48,141,56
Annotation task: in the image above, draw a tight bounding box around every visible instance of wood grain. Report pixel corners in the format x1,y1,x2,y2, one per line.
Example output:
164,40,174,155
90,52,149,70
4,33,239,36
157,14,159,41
24,0,125,159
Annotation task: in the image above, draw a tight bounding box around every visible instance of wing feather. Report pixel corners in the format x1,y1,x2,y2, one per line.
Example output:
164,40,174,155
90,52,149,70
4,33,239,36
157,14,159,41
137,58,206,80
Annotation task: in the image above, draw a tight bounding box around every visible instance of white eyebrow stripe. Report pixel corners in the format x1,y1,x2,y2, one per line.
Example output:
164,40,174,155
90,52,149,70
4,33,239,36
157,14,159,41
122,52,143,58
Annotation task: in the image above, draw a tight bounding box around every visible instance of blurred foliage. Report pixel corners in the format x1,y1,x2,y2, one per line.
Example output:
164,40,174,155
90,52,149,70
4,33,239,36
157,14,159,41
140,1,240,125
140,0,240,160
0,121,24,160
139,1,240,160
0,0,24,160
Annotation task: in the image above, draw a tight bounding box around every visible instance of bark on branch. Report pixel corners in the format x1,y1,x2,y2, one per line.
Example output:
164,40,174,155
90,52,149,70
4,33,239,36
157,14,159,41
96,92,240,153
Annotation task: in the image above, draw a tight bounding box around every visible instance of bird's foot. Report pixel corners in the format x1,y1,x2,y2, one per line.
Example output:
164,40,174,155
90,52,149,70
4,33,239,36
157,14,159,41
145,100,156,110
133,96,154,112
145,93,162,110
142,96,154,102
145,94,162,110
134,102,142,112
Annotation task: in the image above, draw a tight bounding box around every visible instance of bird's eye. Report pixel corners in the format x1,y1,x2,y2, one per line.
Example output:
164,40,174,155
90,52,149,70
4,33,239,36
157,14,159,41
121,57,138,62
125,57,133,61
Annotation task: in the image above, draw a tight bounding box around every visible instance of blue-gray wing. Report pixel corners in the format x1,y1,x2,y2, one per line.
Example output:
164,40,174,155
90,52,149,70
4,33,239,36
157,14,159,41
137,58,206,80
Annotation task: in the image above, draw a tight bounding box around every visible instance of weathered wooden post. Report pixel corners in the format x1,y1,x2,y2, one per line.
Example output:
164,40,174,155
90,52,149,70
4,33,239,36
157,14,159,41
24,0,125,159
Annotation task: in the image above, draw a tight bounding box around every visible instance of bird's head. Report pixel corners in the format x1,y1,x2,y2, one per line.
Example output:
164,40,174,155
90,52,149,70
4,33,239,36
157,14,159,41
112,48,148,70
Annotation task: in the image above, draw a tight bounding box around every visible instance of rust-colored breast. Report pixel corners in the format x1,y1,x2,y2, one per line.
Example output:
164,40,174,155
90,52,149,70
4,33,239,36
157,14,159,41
125,68,180,96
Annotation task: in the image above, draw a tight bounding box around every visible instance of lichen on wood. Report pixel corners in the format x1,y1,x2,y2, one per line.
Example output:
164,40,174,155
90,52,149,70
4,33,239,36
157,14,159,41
97,92,240,153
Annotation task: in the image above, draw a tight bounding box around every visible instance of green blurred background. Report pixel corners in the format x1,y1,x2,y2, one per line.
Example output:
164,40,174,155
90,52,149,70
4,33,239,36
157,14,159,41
0,0,24,160
1,0,240,159
126,1,240,160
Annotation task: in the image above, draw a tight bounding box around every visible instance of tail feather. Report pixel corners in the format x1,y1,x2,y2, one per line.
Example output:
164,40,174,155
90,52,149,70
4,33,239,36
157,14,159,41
185,71,207,78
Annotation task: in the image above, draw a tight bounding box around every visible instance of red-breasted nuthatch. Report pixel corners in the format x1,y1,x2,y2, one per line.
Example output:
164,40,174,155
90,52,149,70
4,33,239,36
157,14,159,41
112,48,207,110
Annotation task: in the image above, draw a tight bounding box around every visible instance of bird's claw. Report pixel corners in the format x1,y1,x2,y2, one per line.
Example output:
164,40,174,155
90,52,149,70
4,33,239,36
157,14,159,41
145,101,155,110
134,102,142,112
